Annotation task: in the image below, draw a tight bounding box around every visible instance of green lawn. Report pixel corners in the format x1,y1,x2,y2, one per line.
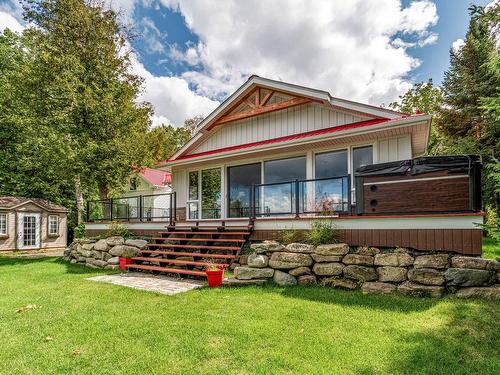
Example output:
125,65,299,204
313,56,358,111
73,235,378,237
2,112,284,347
483,237,500,260
0,257,499,374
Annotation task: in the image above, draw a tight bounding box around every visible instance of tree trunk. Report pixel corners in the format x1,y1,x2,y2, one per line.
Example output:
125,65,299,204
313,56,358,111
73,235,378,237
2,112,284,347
75,175,84,225
98,184,108,200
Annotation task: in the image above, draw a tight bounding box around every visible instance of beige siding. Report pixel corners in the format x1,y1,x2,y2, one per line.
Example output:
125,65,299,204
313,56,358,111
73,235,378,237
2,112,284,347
191,103,370,154
377,135,412,163
0,202,67,251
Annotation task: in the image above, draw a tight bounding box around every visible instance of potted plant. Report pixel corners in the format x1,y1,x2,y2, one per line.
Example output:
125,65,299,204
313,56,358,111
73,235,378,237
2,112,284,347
119,255,134,270
205,261,225,287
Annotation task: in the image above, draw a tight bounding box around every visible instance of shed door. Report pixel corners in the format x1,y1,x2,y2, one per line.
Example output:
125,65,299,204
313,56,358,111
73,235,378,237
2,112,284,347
17,213,41,249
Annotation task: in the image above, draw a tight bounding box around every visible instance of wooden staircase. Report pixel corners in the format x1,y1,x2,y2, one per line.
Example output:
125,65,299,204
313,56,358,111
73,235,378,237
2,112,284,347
125,221,253,278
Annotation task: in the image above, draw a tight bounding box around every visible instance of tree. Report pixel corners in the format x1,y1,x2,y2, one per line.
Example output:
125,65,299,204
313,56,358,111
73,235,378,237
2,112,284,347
5,0,153,224
183,115,204,136
146,124,191,163
436,3,500,217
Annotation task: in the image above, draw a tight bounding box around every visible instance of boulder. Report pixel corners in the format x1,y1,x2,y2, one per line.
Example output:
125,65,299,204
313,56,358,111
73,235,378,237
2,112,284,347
297,275,317,285
70,259,77,264
76,256,86,263
251,240,285,254
125,239,148,249
451,256,500,271
64,247,72,257
362,282,396,295
91,250,103,260
93,239,109,251
377,266,407,282
343,265,378,281
235,267,274,280
456,285,500,299
312,262,344,276
239,255,249,265
321,278,358,289
90,259,108,268
289,267,311,277
106,236,125,246
398,281,444,298
343,254,374,266
444,268,496,287
374,252,414,267
285,243,315,253
357,246,380,256
102,252,112,262
268,252,313,269
107,257,120,265
414,254,449,269
408,268,445,286
273,270,297,286
315,243,349,256
80,250,93,258
82,243,95,251
247,253,269,268
109,245,141,258
104,265,119,271
311,254,342,263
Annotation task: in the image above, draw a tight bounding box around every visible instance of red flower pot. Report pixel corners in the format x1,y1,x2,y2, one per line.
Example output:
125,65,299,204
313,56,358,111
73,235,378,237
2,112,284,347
119,257,133,270
206,269,224,287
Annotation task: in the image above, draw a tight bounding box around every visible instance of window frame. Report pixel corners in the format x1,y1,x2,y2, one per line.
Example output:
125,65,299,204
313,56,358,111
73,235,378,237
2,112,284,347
47,214,59,237
0,212,7,237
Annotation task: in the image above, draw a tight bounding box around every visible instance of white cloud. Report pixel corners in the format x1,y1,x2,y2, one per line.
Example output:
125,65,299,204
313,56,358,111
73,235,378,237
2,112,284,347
161,0,439,105
0,10,24,33
130,53,219,127
452,38,465,53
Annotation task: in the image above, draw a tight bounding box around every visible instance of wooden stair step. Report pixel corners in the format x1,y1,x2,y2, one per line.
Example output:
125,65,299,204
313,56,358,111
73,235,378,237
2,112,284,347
132,257,228,268
151,237,245,243
158,231,250,236
145,243,241,251
125,264,206,277
141,250,237,259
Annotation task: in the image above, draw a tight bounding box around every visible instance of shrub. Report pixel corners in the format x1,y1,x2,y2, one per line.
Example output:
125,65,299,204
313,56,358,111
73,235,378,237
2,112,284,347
73,223,86,239
277,229,306,245
104,222,133,239
306,220,339,246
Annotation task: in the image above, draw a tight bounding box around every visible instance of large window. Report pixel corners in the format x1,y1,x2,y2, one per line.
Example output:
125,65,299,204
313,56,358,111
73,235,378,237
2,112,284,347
0,213,7,236
352,145,373,173
314,150,349,212
187,168,222,219
260,156,306,215
201,168,221,219
48,215,59,236
228,163,261,218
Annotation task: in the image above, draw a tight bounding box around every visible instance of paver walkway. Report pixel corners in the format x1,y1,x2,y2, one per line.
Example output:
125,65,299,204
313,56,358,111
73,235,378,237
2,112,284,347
88,272,205,295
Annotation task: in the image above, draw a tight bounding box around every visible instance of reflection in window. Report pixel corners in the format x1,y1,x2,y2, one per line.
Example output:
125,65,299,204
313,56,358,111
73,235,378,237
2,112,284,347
188,171,199,200
262,156,306,215
228,163,261,218
201,168,221,219
352,146,373,173
313,150,349,213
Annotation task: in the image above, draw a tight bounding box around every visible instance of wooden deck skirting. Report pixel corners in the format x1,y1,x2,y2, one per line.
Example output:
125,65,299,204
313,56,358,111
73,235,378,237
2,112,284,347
250,229,482,256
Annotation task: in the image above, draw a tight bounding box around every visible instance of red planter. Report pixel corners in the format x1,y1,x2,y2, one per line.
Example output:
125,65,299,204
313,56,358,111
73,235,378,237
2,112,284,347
206,269,224,287
119,257,133,270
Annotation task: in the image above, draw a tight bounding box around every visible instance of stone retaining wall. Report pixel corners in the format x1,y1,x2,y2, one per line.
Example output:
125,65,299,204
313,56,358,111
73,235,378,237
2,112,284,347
63,237,146,270
235,241,500,298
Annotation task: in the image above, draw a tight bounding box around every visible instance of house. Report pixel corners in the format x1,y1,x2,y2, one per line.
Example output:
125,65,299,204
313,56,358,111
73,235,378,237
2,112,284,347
86,168,172,222
0,196,68,252
85,76,483,256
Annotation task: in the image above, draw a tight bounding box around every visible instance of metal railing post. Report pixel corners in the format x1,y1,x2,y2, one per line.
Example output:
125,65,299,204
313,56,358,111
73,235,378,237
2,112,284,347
294,180,300,218
109,198,113,221
169,193,173,226
139,196,143,221
86,200,90,222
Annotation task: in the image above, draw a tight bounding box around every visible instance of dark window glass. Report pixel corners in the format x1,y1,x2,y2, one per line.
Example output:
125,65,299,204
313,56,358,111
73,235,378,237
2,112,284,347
201,168,221,219
315,150,348,178
188,171,199,201
352,146,373,172
228,163,261,218
264,156,306,183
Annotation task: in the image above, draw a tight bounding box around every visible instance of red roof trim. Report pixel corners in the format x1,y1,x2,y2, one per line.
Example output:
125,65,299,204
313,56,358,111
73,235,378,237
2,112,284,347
166,115,424,163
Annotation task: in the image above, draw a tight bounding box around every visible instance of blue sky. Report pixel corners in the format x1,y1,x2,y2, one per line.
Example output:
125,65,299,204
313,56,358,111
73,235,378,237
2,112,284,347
0,0,494,126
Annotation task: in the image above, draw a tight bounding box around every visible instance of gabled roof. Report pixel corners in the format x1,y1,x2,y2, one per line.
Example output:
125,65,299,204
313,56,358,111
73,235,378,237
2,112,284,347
166,76,406,163
139,168,171,186
0,196,68,212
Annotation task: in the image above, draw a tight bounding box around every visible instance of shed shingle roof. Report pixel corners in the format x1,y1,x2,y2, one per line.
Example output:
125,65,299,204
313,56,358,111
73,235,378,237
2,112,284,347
0,196,68,212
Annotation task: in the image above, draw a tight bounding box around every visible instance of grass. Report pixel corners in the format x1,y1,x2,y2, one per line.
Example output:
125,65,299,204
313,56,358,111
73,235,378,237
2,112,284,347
0,256,499,374
482,237,500,260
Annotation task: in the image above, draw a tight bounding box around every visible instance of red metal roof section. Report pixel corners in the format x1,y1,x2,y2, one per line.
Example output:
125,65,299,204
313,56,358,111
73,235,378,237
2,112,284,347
166,115,424,163
140,167,171,185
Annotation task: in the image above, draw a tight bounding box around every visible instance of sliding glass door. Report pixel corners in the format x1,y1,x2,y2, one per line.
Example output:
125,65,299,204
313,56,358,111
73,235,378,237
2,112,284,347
313,150,349,212
227,163,261,218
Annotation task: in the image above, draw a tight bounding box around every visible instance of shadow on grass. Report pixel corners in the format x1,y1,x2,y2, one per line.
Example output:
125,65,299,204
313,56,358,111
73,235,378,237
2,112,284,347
384,301,500,374
256,284,440,313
